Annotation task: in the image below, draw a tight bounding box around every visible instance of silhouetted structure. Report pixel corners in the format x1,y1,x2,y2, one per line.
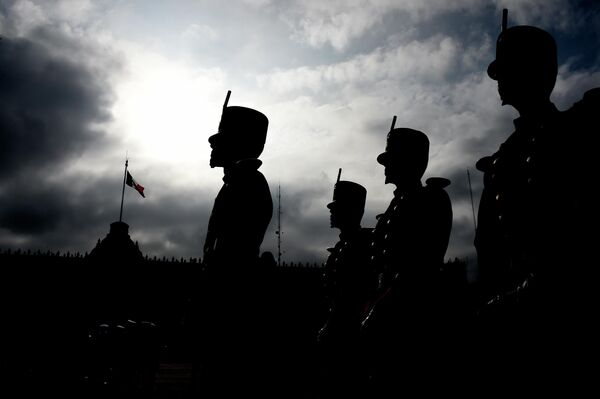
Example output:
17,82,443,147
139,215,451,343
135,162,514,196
361,126,453,395
317,176,373,398
0,243,470,397
196,93,274,397
474,10,599,388
86,222,160,394
88,221,144,262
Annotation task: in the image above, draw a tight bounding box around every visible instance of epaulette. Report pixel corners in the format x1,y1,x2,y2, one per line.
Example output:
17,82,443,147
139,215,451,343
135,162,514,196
234,158,263,170
360,227,374,237
476,156,493,172
581,87,600,105
425,177,451,189
568,87,600,116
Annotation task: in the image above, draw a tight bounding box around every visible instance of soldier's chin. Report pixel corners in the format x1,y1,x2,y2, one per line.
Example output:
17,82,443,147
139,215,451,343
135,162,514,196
500,92,512,106
209,157,221,168
498,85,516,107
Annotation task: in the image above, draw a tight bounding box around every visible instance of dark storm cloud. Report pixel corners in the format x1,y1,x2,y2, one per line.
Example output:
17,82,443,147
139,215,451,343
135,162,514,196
0,35,112,178
0,173,118,250
0,180,65,234
0,167,215,259
0,11,119,253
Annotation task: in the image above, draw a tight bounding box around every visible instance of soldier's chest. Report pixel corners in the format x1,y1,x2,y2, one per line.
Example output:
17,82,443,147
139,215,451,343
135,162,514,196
486,126,564,204
374,195,423,237
326,239,357,273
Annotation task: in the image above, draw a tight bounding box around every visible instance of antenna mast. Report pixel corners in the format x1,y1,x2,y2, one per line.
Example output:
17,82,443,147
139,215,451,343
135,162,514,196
277,184,282,267
467,169,477,232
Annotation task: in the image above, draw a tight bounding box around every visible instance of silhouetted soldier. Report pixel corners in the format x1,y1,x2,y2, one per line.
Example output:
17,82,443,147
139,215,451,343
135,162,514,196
196,93,273,397
361,127,452,395
317,175,373,398
204,104,272,269
475,10,599,388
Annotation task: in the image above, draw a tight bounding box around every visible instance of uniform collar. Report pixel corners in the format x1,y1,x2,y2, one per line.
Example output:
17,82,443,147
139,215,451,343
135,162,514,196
339,226,362,241
393,181,423,197
223,158,262,182
513,102,559,131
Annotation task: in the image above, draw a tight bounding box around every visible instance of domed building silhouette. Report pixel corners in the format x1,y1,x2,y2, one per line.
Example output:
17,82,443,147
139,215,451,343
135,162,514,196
88,221,144,263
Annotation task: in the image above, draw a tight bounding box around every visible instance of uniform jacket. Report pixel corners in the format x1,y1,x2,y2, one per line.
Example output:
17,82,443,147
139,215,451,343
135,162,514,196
371,178,453,297
475,99,594,300
203,158,273,272
321,227,375,342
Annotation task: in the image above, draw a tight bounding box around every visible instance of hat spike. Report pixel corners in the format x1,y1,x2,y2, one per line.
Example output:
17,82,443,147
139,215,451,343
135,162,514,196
223,90,231,109
336,168,342,183
502,9,508,32
390,115,397,131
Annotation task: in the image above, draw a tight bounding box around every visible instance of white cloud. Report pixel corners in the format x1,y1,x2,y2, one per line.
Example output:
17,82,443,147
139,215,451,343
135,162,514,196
240,0,273,7
9,0,49,35
5,0,99,36
281,0,484,51
257,34,489,95
51,0,96,24
493,0,577,31
182,23,219,42
553,65,600,109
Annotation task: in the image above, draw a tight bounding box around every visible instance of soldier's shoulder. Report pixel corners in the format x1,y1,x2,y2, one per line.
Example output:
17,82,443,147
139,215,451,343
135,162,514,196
476,156,494,172
425,177,451,189
424,177,451,205
359,227,374,240
561,87,600,151
578,87,600,107
563,87,600,120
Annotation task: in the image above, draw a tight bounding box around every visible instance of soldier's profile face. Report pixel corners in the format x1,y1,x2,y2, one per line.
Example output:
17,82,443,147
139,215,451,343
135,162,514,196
496,64,526,105
494,59,554,107
329,205,340,228
329,204,360,229
209,136,234,167
384,164,410,185
209,140,222,167
384,157,411,181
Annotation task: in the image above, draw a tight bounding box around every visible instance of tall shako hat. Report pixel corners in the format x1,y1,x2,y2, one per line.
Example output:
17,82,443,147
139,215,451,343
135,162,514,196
376,116,429,174
487,9,557,81
208,90,269,159
327,168,367,211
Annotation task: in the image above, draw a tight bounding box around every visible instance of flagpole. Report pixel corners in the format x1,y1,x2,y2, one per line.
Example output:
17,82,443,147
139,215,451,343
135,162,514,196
119,157,128,222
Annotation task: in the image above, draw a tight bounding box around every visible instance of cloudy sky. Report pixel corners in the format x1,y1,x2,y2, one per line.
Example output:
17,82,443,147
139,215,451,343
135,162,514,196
1,0,599,271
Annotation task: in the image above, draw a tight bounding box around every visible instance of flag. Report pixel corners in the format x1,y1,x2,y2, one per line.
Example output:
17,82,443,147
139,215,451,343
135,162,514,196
126,171,145,198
